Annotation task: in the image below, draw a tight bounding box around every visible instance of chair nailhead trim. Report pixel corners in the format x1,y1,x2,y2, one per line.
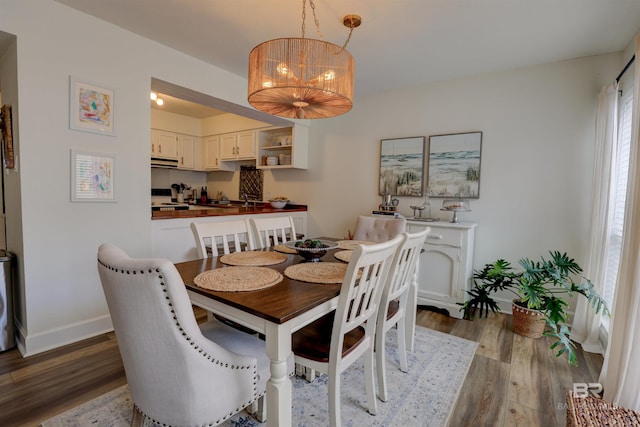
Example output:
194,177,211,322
98,257,261,424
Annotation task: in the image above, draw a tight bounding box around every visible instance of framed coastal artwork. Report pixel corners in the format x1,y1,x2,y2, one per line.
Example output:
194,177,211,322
71,149,116,202
69,76,116,136
379,136,425,197
427,131,482,198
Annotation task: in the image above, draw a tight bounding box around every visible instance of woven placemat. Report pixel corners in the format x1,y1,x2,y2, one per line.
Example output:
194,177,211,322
273,244,297,254
336,240,376,250
219,251,287,266
334,250,353,263
284,262,349,284
194,267,283,292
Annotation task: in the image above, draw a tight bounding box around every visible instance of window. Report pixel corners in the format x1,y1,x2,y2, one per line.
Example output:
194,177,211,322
601,76,633,330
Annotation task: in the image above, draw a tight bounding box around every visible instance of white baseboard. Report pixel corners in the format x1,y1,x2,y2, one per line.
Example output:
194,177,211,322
14,315,114,357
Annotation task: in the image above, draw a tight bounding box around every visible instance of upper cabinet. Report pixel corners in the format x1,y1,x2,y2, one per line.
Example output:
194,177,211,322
177,134,197,169
220,130,256,161
151,129,178,160
203,135,234,171
257,124,308,170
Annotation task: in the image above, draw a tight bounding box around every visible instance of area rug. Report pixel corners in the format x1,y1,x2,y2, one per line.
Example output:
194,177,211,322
41,326,477,427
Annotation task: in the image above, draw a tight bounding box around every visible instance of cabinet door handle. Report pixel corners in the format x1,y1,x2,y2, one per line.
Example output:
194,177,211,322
159,145,162,153
151,144,155,153
427,234,443,240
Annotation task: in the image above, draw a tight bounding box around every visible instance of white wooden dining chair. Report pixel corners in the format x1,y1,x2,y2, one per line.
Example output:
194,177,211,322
96,243,276,426
250,215,297,249
190,219,255,258
191,219,258,334
352,215,406,242
375,227,430,402
291,235,403,427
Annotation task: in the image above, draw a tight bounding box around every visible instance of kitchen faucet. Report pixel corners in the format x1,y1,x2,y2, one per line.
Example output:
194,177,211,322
242,192,258,208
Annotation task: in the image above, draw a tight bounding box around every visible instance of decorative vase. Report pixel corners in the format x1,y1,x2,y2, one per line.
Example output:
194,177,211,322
511,300,546,339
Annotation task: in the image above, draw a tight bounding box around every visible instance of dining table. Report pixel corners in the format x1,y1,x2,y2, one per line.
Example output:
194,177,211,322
174,239,420,427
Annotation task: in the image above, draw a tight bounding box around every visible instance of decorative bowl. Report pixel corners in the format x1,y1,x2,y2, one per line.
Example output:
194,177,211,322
270,200,288,209
285,239,339,262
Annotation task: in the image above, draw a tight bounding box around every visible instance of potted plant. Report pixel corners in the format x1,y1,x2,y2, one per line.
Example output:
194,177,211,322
460,250,609,366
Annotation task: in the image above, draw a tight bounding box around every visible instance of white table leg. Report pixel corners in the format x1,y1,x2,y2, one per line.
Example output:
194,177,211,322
265,322,293,427
405,267,418,351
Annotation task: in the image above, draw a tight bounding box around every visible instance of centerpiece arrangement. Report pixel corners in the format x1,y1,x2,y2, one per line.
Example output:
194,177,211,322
285,239,339,262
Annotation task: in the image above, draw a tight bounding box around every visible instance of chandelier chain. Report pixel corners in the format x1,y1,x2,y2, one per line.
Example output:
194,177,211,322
342,26,354,50
301,0,306,38
308,0,324,40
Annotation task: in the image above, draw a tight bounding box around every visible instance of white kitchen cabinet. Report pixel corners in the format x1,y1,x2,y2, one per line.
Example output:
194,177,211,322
150,129,178,160
203,135,234,171
177,134,196,169
256,124,309,170
220,131,256,161
406,220,477,319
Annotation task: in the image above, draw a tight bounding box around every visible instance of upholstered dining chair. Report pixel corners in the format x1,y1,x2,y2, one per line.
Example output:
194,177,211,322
97,243,273,426
291,235,403,427
250,215,297,249
375,228,430,402
190,219,255,258
352,215,406,242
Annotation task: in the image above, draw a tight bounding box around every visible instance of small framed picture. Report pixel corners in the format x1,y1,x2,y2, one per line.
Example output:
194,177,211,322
69,76,115,136
71,149,116,202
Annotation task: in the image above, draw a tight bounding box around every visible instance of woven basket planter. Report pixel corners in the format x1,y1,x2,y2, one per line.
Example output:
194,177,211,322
512,300,546,338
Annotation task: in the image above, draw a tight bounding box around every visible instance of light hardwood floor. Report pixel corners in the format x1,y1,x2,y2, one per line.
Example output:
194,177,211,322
0,307,602,426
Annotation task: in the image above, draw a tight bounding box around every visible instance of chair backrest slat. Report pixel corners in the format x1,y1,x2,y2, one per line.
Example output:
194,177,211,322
380,227,430,318
191,219,255,258
330,235,403,360
250,216,297,249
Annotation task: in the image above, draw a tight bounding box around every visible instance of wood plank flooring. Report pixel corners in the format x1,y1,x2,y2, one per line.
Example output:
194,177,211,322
0,307,602,426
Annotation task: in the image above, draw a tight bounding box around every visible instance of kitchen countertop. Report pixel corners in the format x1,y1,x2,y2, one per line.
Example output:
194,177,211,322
151,201,307,220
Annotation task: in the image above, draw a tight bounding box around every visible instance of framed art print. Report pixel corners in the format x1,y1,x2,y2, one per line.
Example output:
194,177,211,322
428,131,482,198
69,76,115,136
379,136,425,197
71,149,116,202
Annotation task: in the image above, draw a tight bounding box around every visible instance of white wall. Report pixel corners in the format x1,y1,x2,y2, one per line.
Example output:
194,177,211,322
0,0,627,354
0,0,251,355
297,54,621,311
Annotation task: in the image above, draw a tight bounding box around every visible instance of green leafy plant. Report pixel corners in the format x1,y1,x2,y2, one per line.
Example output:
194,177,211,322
460,251,609,366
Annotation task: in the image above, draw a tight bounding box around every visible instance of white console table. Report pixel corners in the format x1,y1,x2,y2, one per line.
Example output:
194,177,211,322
406,220,477,319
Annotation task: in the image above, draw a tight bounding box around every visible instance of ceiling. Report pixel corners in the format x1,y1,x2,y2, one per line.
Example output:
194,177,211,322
55,0,640,114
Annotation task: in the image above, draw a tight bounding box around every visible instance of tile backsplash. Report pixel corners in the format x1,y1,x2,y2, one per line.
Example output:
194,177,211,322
239,166,263,200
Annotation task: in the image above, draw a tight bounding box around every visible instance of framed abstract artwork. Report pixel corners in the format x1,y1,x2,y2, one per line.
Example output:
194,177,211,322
379,136,425,197
427,131,482,198
71,149,116,202
69,76,115,136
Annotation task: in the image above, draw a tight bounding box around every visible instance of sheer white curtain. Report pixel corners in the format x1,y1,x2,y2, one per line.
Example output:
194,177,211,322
570,83,617,352
600,35,640,412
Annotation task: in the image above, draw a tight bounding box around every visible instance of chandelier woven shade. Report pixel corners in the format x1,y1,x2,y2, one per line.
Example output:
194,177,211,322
248,37,354,119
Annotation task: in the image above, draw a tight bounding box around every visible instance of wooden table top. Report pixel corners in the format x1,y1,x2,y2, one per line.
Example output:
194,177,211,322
176,246,344,324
